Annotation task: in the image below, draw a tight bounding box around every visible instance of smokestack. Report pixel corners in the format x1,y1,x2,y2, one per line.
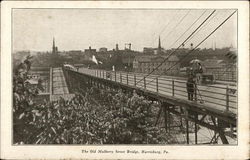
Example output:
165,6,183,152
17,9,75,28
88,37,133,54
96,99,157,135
116,44,119,51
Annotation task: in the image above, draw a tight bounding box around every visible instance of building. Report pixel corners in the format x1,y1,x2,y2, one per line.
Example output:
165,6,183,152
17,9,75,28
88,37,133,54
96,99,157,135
143,47,155,54
67,50,83,54
99,47,108,52
28,67,50,93
143,36,164,54
133,55,180,75
84,46,96,54
116,44,119,51
52,37,58,54
203,59,236,81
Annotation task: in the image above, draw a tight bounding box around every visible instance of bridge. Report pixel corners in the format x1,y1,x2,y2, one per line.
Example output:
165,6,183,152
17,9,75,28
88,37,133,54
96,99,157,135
49,67,75,101
53,67,237,144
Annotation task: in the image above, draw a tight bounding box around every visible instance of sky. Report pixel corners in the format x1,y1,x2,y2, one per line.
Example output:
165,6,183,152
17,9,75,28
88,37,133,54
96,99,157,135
13,9,237,52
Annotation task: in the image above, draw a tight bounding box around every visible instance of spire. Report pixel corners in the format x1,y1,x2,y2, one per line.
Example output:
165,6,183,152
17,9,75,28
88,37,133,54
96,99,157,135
52,37,56,54
158,36,161,49
157,36,162,54
53,37,55,49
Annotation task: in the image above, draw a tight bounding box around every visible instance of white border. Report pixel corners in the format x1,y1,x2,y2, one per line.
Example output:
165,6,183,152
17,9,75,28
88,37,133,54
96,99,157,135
1,1,249,159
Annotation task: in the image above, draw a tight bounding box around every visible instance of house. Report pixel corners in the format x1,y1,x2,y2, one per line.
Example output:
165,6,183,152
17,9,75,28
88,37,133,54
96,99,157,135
133,55,180,75
203,59,236,81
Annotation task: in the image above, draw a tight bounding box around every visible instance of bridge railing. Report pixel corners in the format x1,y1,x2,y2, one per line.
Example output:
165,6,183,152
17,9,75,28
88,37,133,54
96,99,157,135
79,68,237,113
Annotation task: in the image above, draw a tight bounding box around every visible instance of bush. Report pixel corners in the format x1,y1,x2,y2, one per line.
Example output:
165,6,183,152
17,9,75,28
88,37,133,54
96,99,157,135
13,59,175,144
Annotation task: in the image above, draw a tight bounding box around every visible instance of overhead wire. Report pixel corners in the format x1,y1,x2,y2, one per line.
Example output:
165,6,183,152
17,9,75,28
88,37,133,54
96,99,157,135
195,10,236,82
135,10,216,85
161,10,191,44
158,11,180,39
203,11,237,82
143,10,237,87
149,10,180,47
167,10,207,49
187,10,220,45
173,10,231,102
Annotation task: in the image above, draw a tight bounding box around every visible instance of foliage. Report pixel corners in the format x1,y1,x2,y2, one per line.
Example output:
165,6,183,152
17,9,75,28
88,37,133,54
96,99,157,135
13,59,175,144
13,56,41,143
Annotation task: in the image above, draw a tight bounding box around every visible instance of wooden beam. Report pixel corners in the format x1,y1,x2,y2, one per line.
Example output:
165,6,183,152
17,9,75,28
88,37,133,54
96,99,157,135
168,108,225,135
185,110,189,144
163,106,168,132
194,113,198,144
155,106,163,126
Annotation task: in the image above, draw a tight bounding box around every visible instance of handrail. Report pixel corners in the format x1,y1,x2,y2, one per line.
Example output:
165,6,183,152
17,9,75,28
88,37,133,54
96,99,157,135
78,68,237,113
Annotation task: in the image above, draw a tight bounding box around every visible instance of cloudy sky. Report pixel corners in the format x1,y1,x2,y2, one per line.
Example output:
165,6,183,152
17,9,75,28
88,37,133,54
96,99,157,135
13,9,237,52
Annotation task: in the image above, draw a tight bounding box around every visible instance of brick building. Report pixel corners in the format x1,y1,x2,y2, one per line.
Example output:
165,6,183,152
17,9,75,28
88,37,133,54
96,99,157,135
133,55,180,75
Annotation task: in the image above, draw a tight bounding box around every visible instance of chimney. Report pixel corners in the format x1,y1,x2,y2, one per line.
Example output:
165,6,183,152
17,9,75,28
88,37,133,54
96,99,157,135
116,44,119,51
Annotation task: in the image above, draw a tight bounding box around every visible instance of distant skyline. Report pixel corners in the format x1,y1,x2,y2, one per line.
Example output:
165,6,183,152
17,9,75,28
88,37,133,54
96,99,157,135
13,9,237,52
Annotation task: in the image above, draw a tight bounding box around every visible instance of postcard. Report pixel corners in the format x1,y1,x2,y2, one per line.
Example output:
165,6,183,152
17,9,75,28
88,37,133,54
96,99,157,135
1,1,249,159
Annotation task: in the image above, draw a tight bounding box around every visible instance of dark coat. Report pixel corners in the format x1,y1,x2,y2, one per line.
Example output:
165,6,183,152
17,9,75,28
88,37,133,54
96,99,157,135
186,78,195,93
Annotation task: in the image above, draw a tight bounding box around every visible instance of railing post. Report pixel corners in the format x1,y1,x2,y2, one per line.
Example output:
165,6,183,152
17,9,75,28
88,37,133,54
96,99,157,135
186,113,189,144
156,77,159,93
226,85,229,111
99,70,101,78
172,79,175,96
134,74,136,86
194,83,197,101
115,71,117,82
127,73,128,85
103,71,105,79
120,73,122,83
194,113,198,144
144,77,146,89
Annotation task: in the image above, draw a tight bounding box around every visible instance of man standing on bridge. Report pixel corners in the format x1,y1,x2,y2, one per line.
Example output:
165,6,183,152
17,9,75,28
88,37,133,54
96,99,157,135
186,75,195,101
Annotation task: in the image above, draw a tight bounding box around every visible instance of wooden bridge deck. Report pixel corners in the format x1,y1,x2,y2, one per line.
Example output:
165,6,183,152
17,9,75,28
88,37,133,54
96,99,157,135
50,67,74,101
62,67,237,144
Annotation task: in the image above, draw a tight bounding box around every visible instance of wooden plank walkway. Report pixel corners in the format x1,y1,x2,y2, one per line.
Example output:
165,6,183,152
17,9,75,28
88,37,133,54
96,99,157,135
50,67,74,101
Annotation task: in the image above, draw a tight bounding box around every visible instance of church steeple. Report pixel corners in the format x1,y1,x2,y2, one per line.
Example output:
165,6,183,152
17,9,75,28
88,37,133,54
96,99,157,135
52,37,58,54
53,37,55,49
157,36,162,54
158,36,161,49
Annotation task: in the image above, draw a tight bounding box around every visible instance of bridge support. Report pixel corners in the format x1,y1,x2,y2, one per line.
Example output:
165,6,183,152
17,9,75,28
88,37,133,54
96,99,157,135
194,113,198,144
163,105,168,132
155,105,162,126
185,110,189,144
63,69,236,145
